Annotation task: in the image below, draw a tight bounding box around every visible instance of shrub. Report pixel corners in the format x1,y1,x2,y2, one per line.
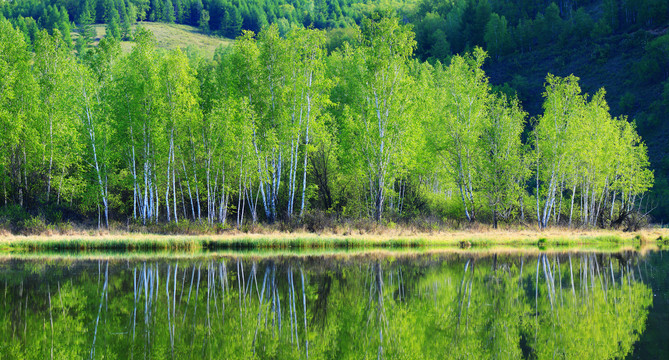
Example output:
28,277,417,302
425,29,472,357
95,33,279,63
302,210,335,233
22,216,47,235
619,92,636,114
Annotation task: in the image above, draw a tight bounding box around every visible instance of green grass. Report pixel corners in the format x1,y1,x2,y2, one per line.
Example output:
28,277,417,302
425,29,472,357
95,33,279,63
83,22,233,58
0,233,640,255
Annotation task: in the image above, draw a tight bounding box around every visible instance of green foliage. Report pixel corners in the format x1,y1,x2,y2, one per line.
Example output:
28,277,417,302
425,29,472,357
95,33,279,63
633,34,669,85
619,91,637,114
0,13,656,230
484,12,510,58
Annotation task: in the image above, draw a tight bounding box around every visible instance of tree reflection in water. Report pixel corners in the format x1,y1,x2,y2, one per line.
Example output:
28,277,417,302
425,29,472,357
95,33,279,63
0,251,653,359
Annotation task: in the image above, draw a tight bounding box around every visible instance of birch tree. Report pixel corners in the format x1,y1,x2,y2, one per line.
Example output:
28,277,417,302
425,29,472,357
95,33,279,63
284,27,331,218
34,29,83,205
111,28,163,223
479,94,527,228
350,15,416,221
228,28,285,223
76,64,111,228
0,19,39,208
534,74,584,229
160,48,200,224
431,48,490,223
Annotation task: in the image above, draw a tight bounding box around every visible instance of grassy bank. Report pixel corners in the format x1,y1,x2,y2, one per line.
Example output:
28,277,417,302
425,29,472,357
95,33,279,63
0,228,666,253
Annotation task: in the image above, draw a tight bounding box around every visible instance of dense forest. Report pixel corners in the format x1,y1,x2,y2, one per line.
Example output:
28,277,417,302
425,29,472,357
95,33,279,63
0,0,416,42
0,1,662,232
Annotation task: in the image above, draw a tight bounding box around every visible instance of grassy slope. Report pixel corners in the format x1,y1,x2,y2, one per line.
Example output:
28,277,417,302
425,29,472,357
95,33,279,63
87,22,233,58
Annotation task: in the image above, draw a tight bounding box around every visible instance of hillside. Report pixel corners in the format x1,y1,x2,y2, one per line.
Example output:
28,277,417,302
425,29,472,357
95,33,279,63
483,28,669,222
84,22,233,58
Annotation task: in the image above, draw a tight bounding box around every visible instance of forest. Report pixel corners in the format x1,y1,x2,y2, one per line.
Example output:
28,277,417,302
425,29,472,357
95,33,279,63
0,2,658,232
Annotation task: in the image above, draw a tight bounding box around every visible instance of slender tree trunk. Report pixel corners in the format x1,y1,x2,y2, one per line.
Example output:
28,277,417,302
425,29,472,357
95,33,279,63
610,190,617,222
237,168,243,229
165,135,173,222
569,184,576,228
192,156,201,221
172,140,178,224
82,82,110,228
218,166,227,224
536,140,541,229
300,101,311,217
181,158,195,220
252,131,271,222
47,111,54,202
493,204,498,229
300,73,313,217
557,179,564,224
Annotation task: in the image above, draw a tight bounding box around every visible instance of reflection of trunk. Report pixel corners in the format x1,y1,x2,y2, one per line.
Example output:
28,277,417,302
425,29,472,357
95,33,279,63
252,266,270,353
287,266,300,348
193,265,201,323
569,255,576,297
183,265,195,323
48,284,54,360
534,256,539,342
237,259,244,330
218,261,228,325
132,267,138,341
301,268,309,359
166,264,175,356
456,259,472,334
206,263,212,335
364,262,387,359
542,255,554,311
89,261,108,359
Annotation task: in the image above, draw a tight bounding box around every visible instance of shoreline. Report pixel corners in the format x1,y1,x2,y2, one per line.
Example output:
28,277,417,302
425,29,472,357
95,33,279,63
0,228,666,253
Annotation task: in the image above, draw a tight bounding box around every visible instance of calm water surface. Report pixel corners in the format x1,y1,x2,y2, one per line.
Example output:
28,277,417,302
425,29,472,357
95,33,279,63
0,250,667,359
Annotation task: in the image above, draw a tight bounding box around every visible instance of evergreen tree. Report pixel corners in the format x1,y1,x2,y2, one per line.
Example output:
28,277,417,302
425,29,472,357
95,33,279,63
232,7,242,36
162,0,175,23
199,9,209,33
57,6,72,47
484,13,510,58
221,9,231,36
106,9,121,40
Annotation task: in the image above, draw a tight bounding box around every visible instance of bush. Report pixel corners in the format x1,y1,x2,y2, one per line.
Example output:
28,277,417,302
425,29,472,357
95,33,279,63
302,210,335,233
22,216,47,235
0,205,30,233
619,92,636,114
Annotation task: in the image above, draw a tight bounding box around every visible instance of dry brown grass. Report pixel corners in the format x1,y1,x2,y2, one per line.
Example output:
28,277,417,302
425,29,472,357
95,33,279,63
1,225,666,244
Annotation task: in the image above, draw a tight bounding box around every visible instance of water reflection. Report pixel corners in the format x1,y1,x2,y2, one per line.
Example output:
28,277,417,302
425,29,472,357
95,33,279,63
0,252,654,359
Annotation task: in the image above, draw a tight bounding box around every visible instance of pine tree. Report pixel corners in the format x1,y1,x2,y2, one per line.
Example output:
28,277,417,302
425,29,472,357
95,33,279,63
221,9,231,37
162,0,175,23
199,9,210,33
106,9,121,40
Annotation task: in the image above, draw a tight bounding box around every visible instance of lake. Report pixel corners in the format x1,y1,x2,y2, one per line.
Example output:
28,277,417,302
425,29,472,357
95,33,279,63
0,249,666,359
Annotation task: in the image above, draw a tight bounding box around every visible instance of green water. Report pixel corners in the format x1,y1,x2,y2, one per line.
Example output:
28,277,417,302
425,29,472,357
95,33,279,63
0,250,666,359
